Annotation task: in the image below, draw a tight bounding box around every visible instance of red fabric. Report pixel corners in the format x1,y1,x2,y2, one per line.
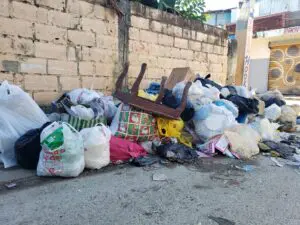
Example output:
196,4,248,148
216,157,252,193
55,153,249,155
109,136,147,163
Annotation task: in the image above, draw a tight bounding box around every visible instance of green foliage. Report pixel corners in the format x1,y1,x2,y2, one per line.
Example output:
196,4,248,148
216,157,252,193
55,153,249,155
134,0,206,22
174,0,206,21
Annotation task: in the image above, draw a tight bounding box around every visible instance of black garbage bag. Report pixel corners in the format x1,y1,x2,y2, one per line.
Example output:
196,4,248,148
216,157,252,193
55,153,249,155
194,74,223,90
131,155,161,167
263,97,286,108
226,94,259,114
15,122,51,170
156,143,198,163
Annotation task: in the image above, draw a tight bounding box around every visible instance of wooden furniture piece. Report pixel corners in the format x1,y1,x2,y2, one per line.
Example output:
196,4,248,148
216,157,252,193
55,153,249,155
114,63,192,119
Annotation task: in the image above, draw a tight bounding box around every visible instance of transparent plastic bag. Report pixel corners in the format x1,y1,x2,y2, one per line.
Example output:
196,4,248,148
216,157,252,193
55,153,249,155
37,122,85,177
80,124,111,169
0,81,49,168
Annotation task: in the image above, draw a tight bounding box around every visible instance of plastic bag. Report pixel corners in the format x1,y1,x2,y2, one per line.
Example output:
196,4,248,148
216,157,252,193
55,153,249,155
224,126,260,159
250,118,280,141
157,117,192,147
14,122,51,170
264,104,281,121
193,104,237,140
279,105,297,126
156,143,198,163
110,104,157,142
0,81,49,168
110,136,147,164
70,105,95,120
67,88,102,105
214,99,239,118
37,122,85,177
80,124,111,169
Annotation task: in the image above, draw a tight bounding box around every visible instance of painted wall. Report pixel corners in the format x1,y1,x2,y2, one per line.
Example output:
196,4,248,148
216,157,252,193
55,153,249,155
249,38,270,93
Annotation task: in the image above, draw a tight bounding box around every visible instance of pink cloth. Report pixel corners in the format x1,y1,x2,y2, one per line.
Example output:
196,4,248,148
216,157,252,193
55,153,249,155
110,136,147,163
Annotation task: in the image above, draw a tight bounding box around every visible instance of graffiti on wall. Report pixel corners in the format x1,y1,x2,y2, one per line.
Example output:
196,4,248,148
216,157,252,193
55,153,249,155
269,44,300,95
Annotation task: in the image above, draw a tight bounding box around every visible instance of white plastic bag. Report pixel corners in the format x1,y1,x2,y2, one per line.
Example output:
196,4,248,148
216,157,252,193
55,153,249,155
279,105,297,126
224,124,261,159
67,88,102,105
80,124,111,169
0,81,49,168
264,104,281,121
250,118,280,141
70,105,94,120
194,104,237,140
37,122,85,177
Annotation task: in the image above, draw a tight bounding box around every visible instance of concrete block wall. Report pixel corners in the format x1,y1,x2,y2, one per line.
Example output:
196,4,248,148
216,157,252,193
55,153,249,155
128,3,228,87
0,0,228,104
0,0,118,104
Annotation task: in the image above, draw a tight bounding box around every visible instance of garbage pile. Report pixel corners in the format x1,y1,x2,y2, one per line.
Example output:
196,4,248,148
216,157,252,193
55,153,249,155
0,72,300,177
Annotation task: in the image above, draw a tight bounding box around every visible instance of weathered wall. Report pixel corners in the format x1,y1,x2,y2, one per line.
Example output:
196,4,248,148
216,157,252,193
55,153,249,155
0,0,118,104
0,0,228,104
128,3,228,87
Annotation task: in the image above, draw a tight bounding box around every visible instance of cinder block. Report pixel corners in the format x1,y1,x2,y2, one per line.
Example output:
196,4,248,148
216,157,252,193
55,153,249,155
0,0,9,17
197,32,207,42
189,40,202,51
158,34,173,46
180,49,194,60
174,38,188,49
0,72,13,82
36,8,48,24
14,38,34,56
35,24,67,44
12,1,37,22
60,76,80,91
36,0,65,10
34,91,61,105
95,63,115,76
0,37,13,54
48,10,79,28
194,52,207,62
79,61,95,75
68,30,95,46
35,42,66,60
170,48,181,59
202,43,214,53
97,35,118,50
25,75,58,91
48,60,77,75
132,16,150,30
82,76,107,90
82,18,108,35
0,18,33,38
129,27,140,41
79,0,94,17
149,20,162,32
20,58,47,74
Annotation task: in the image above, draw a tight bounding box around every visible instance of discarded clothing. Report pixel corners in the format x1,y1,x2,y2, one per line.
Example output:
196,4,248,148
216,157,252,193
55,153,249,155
110,136,147,164
225,95,259,114
156,143,198,163
15,122,51,170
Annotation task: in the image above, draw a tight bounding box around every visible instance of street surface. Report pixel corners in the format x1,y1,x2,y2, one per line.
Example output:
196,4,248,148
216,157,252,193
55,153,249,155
1,156,300,225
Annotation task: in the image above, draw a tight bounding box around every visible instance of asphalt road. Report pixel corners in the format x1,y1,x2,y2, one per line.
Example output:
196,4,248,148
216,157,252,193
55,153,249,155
1,156,300,225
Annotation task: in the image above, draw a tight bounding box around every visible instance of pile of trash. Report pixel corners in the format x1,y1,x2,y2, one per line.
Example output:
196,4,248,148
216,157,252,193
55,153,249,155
0,72,300,177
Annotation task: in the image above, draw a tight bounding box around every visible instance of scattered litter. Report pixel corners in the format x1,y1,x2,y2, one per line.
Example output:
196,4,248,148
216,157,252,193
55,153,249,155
271,157,284,167
153,173,168,181
5,183,17,189
235,165,254,172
